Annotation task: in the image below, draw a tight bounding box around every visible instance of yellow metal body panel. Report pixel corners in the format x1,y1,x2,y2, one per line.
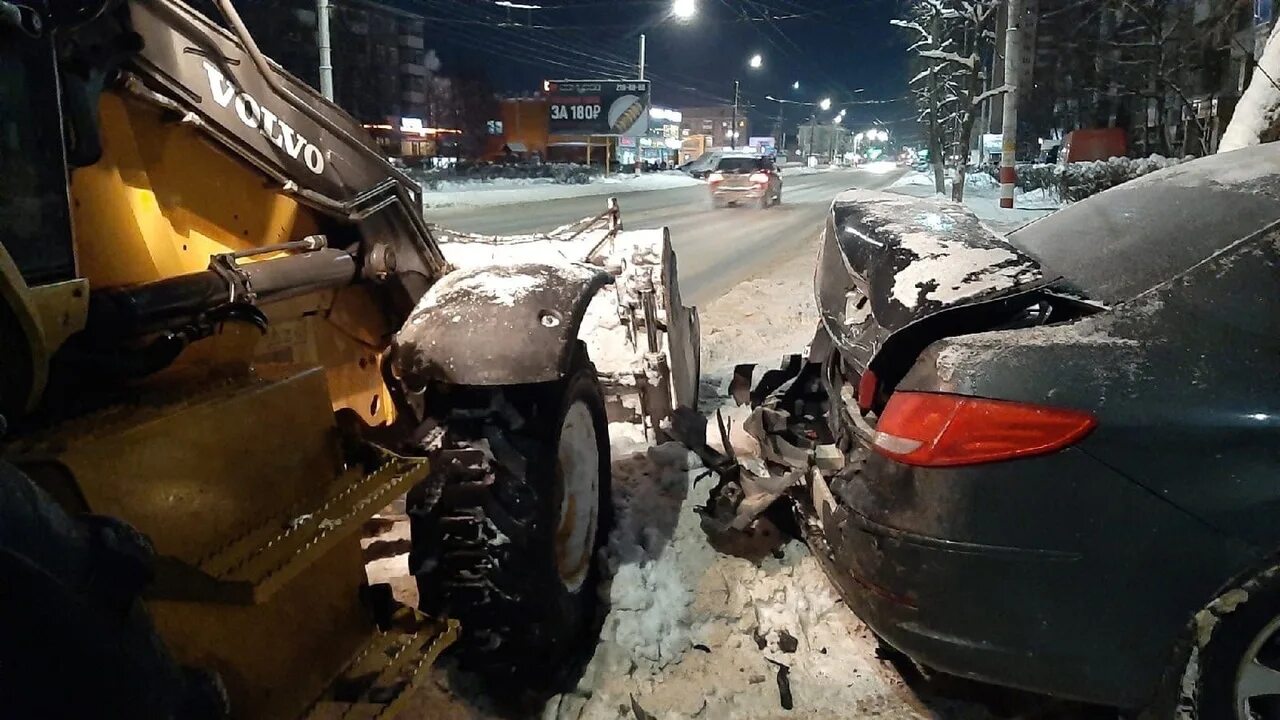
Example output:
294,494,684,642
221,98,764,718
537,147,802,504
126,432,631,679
70,93,318,285
0,79,442,718
68,90,396,426
8,367,385,719
151,540,372,720
15,368,343,566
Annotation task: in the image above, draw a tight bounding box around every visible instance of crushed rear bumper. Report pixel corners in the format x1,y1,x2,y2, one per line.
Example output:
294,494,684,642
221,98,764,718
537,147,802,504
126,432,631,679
806,444,1245,710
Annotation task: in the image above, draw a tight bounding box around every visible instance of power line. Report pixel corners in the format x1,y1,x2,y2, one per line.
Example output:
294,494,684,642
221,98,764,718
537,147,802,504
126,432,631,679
415,0,741,103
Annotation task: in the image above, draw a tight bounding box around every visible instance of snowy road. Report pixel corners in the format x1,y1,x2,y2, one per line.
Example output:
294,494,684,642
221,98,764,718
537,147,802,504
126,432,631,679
425,167,906,306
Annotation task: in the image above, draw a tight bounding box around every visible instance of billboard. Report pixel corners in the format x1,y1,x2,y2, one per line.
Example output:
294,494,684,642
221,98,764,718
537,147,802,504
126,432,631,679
748,136,776,156
545,79,651,136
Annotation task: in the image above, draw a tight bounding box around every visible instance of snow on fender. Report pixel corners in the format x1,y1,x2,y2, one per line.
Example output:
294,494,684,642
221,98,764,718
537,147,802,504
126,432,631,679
390,261,612,387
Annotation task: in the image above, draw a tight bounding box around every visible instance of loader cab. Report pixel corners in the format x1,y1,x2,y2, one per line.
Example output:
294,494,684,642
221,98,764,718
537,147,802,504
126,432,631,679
0,2,76,286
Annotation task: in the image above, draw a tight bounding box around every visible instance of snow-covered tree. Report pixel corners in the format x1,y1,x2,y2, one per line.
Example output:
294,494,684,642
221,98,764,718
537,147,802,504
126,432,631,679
895,0,1006,201
1221,20,1280,152
894,3,951,194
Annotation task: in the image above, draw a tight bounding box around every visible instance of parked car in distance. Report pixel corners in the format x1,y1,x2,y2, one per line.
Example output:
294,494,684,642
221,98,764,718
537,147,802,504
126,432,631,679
680,150,724,179
807,145,1280,717
708,155,781,209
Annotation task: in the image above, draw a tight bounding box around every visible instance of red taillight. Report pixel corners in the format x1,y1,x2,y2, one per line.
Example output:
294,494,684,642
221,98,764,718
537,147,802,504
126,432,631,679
708,172,724,183
857,369,878,412
872,392,1096,467
749,172,769,184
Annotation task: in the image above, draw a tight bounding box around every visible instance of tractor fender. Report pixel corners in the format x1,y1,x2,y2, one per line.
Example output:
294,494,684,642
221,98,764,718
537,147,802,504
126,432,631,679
391,262,612,387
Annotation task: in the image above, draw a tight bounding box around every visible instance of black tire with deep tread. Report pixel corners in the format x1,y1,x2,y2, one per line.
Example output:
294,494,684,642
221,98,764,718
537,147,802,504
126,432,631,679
407,347,611,700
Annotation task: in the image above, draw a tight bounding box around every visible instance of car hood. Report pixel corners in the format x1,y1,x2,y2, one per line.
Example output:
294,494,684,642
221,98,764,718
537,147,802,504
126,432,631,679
816,190,1046,370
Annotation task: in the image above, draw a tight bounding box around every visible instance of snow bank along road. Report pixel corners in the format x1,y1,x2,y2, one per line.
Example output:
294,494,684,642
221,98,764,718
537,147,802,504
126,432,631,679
425,167,906,306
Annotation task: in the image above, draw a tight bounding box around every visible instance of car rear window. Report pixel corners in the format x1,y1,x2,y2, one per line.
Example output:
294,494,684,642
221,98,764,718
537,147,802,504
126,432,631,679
1008,149,1280,304
716,157,765,173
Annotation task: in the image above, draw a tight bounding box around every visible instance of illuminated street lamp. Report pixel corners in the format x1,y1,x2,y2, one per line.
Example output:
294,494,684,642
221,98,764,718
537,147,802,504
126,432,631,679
672,0,696,20
819,97,831,111
792,81,800,90
749,53,763,69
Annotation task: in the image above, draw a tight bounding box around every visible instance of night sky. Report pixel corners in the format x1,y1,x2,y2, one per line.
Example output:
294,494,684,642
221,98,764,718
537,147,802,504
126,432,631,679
394,0,910,136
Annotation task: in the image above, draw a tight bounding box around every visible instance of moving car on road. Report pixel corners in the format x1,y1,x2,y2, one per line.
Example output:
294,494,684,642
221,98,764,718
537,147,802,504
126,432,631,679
801,146,1280,717
709,155,782,209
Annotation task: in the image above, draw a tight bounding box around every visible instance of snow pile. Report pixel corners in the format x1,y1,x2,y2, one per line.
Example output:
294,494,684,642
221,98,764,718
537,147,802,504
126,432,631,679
966,171,999,190
1220,20,1280,152
1058,155,1189,201
599,424,705,671
890,170,1061,235
421,172,703,209
416,163,601,189
415,262,597,311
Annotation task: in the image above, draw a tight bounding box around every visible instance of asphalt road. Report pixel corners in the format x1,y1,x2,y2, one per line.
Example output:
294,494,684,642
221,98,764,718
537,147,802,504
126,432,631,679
425,167,907,306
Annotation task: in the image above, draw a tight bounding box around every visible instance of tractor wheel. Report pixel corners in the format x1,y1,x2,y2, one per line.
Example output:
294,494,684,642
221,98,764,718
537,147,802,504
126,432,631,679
0,461,226,719
408,346,611,702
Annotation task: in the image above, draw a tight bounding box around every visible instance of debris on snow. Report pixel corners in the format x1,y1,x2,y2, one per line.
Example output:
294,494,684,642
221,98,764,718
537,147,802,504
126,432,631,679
551,234,925,720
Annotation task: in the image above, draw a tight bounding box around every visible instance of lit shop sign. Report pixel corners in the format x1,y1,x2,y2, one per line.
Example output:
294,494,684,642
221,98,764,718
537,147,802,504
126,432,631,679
648,107,682,123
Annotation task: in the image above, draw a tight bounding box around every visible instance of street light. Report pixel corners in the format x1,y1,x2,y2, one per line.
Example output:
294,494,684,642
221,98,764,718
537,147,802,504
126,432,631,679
819,97,831,111
749,53,763,69
672,0,696,20
792,81,800,90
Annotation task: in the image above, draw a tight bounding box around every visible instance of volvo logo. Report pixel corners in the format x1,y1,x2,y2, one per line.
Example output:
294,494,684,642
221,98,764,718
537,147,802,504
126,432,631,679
203,62,326,175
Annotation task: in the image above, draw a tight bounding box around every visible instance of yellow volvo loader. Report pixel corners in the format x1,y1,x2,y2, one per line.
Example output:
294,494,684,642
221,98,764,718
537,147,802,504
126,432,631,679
0,1,697,717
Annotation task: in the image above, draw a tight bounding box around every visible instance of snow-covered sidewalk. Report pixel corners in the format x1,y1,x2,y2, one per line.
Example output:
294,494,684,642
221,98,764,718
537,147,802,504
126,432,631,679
420,171,704,209
889,170,1062,235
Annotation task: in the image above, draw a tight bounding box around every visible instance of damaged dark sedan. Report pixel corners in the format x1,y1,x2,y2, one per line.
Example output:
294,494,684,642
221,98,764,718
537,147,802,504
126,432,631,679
803,147,1280,716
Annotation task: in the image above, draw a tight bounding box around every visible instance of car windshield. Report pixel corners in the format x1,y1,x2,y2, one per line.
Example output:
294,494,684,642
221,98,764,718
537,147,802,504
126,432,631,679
715,157,765,173
1007,148,1280,305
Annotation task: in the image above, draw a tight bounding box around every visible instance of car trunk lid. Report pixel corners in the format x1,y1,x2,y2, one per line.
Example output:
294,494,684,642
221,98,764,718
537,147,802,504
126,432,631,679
816,190,1050,377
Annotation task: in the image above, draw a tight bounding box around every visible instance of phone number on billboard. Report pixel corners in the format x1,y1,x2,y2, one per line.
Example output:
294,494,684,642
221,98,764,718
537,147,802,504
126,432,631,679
551,104,602,121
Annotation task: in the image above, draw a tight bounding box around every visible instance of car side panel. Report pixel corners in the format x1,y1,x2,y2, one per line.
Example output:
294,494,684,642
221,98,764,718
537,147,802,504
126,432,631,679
823,448,1250,707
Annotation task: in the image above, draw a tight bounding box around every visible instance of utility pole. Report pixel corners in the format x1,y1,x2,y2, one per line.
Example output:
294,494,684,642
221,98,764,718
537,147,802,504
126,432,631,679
999,0,1023,209
638,33,646,80
807,113,817,159
775,102,784,156
730,79,740,149
317,0,334,101
635,34,646,174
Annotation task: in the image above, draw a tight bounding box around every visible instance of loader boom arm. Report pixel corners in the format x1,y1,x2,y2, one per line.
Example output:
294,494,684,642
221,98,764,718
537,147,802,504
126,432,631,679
80,0,446,313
